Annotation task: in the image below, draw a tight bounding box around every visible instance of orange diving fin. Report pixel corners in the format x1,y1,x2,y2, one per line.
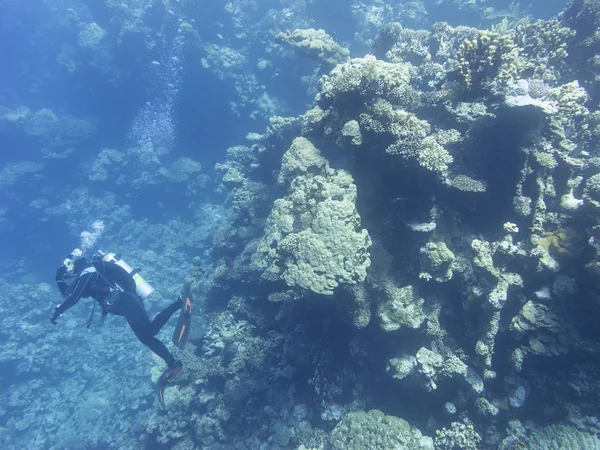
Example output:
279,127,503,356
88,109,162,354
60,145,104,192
156,360,182,408
172,296,192,349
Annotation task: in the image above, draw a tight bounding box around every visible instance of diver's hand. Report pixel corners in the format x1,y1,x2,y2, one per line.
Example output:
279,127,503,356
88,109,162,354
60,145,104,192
55,265,67,281
50,307,60,325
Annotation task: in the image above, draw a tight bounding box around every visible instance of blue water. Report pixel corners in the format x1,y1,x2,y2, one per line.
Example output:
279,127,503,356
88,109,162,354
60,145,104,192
2,0,600,449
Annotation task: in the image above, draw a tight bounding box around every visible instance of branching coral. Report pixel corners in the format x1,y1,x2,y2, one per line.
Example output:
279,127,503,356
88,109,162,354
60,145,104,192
386,128,458,180
456,30,516,88
512,19,574,83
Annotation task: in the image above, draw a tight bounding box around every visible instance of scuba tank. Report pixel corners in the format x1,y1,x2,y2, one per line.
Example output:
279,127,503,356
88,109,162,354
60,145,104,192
95,250,154,299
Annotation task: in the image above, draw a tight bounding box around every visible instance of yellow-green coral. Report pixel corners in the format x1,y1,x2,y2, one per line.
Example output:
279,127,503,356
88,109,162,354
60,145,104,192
457,30,515,88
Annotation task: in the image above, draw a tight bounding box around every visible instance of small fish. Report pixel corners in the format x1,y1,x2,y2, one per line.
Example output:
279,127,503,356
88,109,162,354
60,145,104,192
151,61,161,66
217,34,223,40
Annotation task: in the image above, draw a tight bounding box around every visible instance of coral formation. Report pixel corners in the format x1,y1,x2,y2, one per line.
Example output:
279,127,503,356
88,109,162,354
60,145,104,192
330,410,433,450
277,28,350,68
4,1,600,449
254,137,372,295
434,422,481,450
376,282,425,331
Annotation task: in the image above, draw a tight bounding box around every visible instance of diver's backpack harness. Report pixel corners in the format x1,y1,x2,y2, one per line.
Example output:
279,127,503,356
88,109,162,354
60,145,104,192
85,251,154,327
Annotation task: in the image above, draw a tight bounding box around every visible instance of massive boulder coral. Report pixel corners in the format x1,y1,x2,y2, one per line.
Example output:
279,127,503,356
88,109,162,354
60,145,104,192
277,28,350,68
254,137,371,295
317,55,412,104
330,409,433,450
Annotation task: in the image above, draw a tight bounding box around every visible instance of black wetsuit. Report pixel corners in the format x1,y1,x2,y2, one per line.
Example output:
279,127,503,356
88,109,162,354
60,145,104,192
55,265,180,367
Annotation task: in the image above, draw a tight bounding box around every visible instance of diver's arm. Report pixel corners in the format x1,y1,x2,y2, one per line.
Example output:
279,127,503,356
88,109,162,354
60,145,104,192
51,271,95,323
55,266,68,296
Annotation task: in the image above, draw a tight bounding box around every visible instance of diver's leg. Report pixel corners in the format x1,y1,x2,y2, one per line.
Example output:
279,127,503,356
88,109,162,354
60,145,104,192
119,293,176,367
133,330,176,368
149,297,183,336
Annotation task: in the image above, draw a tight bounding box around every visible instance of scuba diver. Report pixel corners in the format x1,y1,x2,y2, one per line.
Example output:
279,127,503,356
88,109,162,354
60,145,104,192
52,250,192,407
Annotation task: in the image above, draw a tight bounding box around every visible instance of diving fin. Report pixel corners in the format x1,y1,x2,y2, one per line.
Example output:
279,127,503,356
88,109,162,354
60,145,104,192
172,296,192,349
157,381,166,408
156,360,183,408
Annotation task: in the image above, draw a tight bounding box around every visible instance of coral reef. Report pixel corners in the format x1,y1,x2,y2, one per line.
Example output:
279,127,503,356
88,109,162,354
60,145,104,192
187,9,600,449
3,1,600,450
